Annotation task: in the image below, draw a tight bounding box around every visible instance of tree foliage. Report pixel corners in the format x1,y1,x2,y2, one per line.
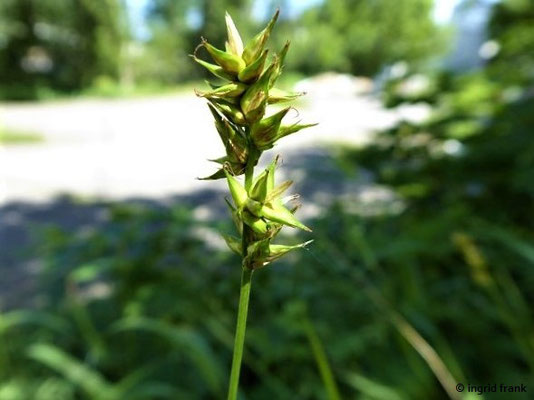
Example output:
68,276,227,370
488,0,534,85
0,0,126,99
287,0,443,76
0,0,446,98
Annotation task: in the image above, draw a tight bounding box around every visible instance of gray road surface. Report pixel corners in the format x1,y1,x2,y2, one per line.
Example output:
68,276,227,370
0,81,427,204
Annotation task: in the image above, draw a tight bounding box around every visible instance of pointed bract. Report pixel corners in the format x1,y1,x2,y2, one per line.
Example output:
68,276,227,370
223,234,243,256
278,41,290,67
250,169,267,194
269,41,290,88
240,63,276,123
195,82,247,98
242,9,279,65
224,169,248,208
225,12,244,57
209,99,247,125
203,39,246,74
246,239,313,269
268,88,305,104
241,211,269,234
260,202,311,232
267,240,313,262
249,169,269,203
208,104,248,163
244,239,270,269
251,107,290,149
199,168,227,180
278,122,318,139
225,197,243,234
266,156,279,193
245,198,264,216
238,50,269,83
190,55,234,81
265,180,293,203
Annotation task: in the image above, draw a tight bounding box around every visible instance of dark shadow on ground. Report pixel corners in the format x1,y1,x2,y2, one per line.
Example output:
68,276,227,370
0,145,367,310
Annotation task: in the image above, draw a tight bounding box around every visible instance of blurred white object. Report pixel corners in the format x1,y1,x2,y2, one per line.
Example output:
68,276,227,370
390,61,409,79
443,139,464,156
295,72,374,97
397,74,431,97
395,102,433,124
478,40,500,59
20,46,53,73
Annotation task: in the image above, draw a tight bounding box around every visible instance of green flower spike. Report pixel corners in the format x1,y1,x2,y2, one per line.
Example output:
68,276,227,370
193,10,316,399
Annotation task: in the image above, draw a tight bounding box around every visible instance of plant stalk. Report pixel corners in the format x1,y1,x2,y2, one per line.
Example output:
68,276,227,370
227,267,253,400
227,154,255,400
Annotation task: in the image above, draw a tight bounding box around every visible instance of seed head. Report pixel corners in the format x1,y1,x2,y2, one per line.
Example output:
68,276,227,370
193,9,316,268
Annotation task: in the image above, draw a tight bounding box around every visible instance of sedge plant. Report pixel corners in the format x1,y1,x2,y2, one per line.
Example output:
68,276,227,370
192,9,316,399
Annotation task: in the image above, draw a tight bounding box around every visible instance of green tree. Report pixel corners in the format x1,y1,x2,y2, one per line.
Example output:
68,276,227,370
199,0,253,47
144,0,253,83
0,0,126,99
143,0,194,83
77,0,126,84
289,0,443,76
488,0,534,85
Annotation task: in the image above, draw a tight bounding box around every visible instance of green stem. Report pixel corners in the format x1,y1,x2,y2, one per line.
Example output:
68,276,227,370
243,145,258,192
227,267,253,400
244,161,254,192
227,150,256,400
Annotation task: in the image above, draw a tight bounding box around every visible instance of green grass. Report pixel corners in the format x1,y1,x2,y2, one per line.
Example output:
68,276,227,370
0,81,206,103
0,72,308,103
80,80,205,99
0,129,43,145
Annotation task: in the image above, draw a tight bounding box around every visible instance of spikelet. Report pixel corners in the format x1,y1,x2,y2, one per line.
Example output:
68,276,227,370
225,12,244,57
202,39,246,74
251,107,291,149
240,63,276,123
242,9,279,65
238,50,269,83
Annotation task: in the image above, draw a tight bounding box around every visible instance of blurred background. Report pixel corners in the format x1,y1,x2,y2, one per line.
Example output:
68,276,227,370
1,0,533,399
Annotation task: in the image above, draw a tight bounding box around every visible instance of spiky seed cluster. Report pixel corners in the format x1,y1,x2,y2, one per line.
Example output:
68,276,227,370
193,10,315,269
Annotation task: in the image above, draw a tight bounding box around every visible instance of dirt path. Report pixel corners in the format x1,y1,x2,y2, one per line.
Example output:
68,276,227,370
0,86,417,204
